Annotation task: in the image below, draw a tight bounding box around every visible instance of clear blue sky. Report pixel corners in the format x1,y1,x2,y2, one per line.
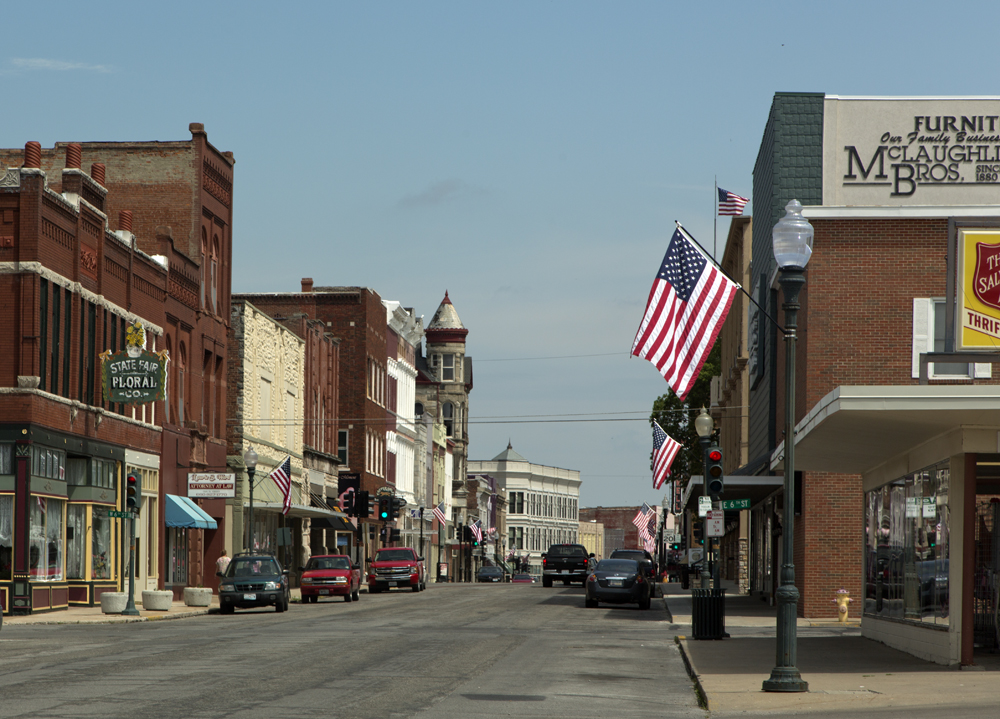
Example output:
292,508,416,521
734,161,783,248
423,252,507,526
3,2,997,506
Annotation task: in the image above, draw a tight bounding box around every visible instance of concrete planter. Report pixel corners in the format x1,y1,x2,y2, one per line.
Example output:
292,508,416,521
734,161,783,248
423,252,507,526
183,587,213,607
140,590,173,611
100,592,128,614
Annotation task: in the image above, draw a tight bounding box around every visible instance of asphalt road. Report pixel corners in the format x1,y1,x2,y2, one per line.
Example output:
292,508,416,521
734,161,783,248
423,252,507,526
0,583,703,719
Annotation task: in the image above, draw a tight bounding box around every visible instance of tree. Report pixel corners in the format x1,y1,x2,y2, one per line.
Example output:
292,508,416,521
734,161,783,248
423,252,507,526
648,340,720,483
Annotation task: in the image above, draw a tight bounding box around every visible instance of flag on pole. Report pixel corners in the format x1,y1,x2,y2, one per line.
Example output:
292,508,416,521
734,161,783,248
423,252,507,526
633,503,652,536
470,519,483,544
717,187,749,215
269,456,292,515
652,421,682,490
432,501,447,525
643,536,657,553
631,227,738,401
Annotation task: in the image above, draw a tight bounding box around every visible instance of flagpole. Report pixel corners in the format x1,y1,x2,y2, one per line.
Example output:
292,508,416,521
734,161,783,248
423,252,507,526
676,221,787,336
713,177,718,261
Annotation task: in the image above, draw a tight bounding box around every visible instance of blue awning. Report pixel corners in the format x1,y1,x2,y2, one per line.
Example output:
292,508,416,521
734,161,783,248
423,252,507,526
165,494,218,529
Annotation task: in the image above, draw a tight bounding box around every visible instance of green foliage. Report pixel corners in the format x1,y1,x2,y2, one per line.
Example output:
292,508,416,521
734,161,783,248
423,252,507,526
648,340,720,483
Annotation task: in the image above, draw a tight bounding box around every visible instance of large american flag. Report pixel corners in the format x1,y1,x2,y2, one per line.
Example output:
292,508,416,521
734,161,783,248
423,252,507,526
432,501,447,526
631,228,738,401
470,519,483,544
633,503,653,543
652,421,681,490
269,456,292,515
718,187,749,215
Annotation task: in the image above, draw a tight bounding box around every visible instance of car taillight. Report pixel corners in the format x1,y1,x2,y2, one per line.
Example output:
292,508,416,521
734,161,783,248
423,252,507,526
587,574,596,583
636,574,645,583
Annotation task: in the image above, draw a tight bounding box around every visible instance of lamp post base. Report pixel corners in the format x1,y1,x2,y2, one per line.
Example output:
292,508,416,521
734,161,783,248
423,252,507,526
762,667,808,692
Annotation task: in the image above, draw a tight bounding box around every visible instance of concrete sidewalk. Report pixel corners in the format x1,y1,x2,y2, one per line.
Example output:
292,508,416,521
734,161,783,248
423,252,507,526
2,599,216,625
663,581,1000,716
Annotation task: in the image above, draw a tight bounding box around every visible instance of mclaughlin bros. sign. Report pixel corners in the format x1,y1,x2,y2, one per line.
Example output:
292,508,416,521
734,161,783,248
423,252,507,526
823,97,1000,205
100,321,168,404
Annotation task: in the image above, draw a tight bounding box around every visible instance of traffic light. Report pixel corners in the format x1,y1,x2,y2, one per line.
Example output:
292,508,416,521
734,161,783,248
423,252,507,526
391,496,407,520
342,491,355,516
356,490,370,518
125,472,140,512
693,523,704,545
389,528,401,543
463,525,472,543
706,446,724,496
378,496,391,521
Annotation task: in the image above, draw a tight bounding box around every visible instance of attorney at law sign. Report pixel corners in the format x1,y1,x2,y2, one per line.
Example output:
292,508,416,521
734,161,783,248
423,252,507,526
188,473,236,498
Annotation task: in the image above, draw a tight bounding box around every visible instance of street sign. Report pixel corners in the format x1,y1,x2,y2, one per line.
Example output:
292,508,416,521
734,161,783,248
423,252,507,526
706,510,724,537
698,495,712,517
105,510,134,519
721,498,751,510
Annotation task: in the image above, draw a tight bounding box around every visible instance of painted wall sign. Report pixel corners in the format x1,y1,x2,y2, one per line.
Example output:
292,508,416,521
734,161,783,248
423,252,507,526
822,97,1000,205
957,228,1000,349
100,321,168,404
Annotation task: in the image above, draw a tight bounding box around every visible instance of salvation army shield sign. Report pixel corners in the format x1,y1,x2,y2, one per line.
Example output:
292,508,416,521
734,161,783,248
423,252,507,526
974,240,1000,311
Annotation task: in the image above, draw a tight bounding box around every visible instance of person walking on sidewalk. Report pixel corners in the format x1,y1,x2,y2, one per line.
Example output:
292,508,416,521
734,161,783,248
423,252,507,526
216,549,231,575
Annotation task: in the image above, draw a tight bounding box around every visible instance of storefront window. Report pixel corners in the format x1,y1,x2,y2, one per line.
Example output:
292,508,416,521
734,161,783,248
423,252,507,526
32,447,66,480
30,497,64,581
865,459,950,626
0,444,12,475
92,511,111,579
0,495,12,580
66,504,86,579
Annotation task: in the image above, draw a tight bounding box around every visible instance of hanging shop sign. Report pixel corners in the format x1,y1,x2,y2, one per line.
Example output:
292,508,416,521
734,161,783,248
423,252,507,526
188,473,236,498
957,228,1000,349
100,321,168,404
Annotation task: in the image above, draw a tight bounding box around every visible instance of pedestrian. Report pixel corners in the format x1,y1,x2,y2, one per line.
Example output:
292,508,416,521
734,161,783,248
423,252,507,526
216,549,231,575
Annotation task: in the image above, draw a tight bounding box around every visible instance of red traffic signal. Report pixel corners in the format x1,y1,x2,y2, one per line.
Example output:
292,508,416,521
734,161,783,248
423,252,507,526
708,449,722,462
126,472,140,512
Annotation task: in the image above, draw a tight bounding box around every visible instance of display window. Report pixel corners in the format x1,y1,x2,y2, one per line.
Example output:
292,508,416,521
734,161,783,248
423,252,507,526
166,527,188,584
30,497,65,581
92,510,112,580
0,494,12,581
865,459,950,625
66,504,86,579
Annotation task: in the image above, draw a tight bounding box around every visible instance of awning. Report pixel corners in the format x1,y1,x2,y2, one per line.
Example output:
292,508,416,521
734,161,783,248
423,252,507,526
251,502,349,521
165,494,218,529
311,515,356,531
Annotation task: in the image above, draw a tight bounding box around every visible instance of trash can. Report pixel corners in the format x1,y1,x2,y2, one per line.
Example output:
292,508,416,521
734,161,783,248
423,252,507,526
691,587,726,640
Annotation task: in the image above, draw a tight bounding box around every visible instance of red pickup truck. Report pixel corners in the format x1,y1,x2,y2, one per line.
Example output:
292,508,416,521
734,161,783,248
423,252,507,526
367,547,426,593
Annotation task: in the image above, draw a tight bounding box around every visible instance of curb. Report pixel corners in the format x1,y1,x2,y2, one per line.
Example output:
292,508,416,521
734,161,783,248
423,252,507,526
3,607,214,626
675,635,710,712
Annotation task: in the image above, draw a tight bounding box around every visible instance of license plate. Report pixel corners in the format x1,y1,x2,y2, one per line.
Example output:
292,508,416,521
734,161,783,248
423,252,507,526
389,581,398,587
243,593,256,600
319,589,329,595
609,580,623,587
561,570,570,574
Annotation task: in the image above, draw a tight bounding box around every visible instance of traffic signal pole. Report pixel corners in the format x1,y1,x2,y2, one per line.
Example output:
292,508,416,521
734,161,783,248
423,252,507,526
122,514,139,616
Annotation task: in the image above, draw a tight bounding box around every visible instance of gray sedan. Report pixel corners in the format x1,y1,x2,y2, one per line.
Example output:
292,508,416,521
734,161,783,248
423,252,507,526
585,559,652,610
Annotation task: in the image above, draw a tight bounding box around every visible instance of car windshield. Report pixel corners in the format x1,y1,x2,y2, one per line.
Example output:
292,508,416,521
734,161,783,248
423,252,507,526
375,550,414,562
611,551,646,560
596,559,638,573
229,558,280,577
547,545,586,557
306,557,351,571
513,574,532,580
480,567,502,574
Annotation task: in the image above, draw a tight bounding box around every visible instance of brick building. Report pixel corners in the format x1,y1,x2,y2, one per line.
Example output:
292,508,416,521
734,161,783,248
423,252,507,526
0,142,166,614
720,93,1000,665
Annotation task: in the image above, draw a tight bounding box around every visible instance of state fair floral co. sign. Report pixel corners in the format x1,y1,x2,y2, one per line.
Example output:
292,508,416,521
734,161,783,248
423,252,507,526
100,321,169,404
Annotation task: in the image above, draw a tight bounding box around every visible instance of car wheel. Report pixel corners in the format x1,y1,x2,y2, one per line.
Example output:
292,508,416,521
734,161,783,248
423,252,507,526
639,596,651,610
344,592,352,602
220,604,234,615
411,583,420,592
542,577,552,588
276,600,285,613
352,588,360,601
585,597,598,608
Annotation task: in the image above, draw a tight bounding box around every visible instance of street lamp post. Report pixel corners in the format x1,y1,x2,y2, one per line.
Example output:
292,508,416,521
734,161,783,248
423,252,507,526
763,199,813,693
244,448,258,551
694,407,714,589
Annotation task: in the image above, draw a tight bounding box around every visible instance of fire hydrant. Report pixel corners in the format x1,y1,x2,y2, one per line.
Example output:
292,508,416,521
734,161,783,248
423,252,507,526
833,588,853,622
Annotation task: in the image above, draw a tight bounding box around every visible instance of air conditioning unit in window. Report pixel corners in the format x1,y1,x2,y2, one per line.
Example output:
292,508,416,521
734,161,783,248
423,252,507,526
451,550,458,557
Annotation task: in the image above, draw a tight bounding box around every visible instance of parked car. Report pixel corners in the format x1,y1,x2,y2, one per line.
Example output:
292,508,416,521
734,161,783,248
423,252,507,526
300,554,361,603
542,543,594,587
511,573,535,584
609,549,657,579
367,547,426,593
585,558,652,610
477,565,505,583
217,553,290,614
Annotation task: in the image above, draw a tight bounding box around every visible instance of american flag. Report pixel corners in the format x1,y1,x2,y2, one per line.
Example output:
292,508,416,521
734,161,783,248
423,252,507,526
631,228,738,401
470,519,483,544
652,421,682,490
717,187,749,215
643,536,657,554
269,456,292,515
432,501,447,526
633,503,653,542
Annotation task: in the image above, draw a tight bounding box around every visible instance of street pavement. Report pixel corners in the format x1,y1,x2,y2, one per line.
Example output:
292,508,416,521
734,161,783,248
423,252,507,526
664,580,1000,718
0,582,701,719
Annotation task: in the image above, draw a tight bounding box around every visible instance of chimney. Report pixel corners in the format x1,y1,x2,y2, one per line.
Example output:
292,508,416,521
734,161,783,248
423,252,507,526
24,142,41,169
91,163,106,186
301,278,314,293
66,143,82,169
119,210,133,233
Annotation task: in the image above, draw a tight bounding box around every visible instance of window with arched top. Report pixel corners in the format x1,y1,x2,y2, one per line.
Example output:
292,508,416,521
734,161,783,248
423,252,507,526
200,228,207,309
211,236,219,314
415,402,424,418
